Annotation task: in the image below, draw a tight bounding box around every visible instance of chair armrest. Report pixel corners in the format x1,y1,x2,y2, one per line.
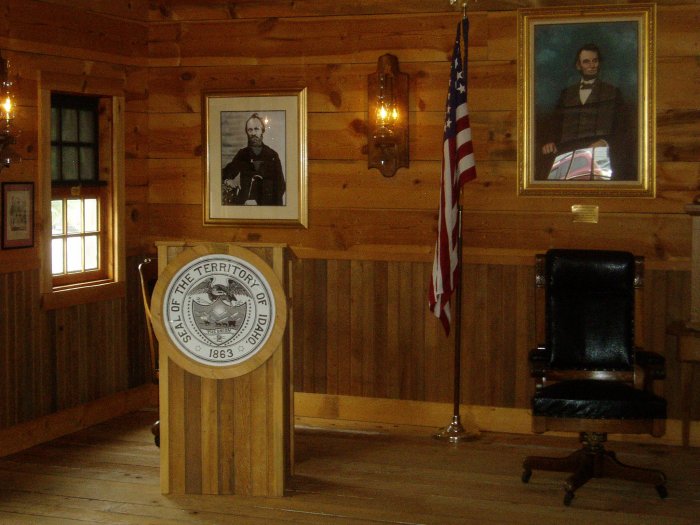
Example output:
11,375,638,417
529,345,550,377
635,350,666,380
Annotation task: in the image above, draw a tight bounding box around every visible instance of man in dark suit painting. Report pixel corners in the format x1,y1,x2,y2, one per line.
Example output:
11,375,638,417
222,113,286,206
539,43,634,181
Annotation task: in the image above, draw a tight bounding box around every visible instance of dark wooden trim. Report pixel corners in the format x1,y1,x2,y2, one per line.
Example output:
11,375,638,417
0,384,157,458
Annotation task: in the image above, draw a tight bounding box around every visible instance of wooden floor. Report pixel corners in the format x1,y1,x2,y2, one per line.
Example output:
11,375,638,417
0,410,698,524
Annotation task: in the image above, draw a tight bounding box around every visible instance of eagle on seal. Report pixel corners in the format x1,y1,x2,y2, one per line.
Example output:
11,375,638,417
188,277,251,306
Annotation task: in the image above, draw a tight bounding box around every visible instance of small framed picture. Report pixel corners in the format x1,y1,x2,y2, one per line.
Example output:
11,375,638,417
2,182,34,249
518,4,655,197
203,88,308,227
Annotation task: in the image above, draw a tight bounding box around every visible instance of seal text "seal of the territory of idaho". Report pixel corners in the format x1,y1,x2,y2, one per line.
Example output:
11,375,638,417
163,254,276,366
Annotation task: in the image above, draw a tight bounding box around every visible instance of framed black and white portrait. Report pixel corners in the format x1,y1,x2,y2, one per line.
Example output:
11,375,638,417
203,88,308,227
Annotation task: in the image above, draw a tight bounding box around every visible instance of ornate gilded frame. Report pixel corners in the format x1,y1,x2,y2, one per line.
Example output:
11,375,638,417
518,4,655,197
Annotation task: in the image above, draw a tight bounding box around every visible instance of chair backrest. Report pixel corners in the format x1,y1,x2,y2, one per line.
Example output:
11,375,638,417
137,257,159,383
544,249,637,371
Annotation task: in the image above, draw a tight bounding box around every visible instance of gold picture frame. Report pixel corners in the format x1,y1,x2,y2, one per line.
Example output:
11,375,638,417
518,4,655,197
203,88,308,227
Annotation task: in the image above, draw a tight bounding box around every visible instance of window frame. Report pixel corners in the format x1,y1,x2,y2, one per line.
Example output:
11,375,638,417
38,73,125,310
51,190,106,287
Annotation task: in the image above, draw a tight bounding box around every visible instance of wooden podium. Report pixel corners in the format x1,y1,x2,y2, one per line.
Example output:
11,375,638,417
151,241,292,496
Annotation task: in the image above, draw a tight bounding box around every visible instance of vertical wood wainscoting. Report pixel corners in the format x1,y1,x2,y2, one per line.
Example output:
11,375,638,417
140,2,700,443
0,268,51,428
0,257,154,452
291,253,695,443
0,0,698,456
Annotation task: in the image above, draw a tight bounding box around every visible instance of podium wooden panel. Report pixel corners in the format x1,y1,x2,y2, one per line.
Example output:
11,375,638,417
154,241,292,496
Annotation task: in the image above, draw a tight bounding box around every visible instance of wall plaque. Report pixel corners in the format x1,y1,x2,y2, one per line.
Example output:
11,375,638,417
151,244,287,379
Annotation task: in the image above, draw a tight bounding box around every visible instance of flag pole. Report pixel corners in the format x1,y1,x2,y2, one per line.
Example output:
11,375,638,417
434,0,480,443
433,204,479,442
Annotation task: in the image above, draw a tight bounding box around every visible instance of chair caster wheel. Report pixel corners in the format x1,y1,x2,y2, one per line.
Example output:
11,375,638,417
522,469,532,483
656,484,668,499
564,491,574,506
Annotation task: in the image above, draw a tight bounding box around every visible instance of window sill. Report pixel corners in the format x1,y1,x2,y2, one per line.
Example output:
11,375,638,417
41,280,126,310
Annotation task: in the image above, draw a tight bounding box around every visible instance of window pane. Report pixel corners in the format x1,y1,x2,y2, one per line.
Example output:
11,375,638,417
61,108,78,142
66,199,83,234
84,235,98,270
50,94,109,286
79,147,95,181
66,237,83,273
62,146,79,180
51,146,60,181
84,198,98,232
79,109,95,143
51,200,64,236
51,107,59,141
52,238,64,275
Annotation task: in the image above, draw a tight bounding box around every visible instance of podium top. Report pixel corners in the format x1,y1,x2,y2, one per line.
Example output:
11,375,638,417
155,240,289,249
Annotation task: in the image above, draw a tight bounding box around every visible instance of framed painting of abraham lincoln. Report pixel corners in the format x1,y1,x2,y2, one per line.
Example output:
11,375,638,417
517,4,655,197
203,88,308,227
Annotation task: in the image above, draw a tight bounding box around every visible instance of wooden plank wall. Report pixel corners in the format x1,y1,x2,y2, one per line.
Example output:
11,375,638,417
291,257,694,420
52,300,130,408
0,0,151,432
142,0,700,427
0,270,51,427
144,1,697,256
0,0,698,439
0,259,151,430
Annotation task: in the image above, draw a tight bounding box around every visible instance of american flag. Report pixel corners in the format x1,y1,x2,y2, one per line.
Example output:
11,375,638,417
428,19,477,335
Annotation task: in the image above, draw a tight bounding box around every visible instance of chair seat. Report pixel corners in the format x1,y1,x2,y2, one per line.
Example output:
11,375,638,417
533,379,667,420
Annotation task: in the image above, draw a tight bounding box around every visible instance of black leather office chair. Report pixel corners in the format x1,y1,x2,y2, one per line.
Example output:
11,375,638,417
521,249,667,505
137,257,160,447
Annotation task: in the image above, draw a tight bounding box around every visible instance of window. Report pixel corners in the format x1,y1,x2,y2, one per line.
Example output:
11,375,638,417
49,95,106,285
39,74,125,309
49,94,111,287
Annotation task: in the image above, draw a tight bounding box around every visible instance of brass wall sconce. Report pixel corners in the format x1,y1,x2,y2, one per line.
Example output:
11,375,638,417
0,52,20,173
368,54,408,177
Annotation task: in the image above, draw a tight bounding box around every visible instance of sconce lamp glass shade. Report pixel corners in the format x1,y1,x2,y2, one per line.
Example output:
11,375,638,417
0,56,15,122
0,53,19,172
368,54,408,177
1,93,14,121
373,73,398,139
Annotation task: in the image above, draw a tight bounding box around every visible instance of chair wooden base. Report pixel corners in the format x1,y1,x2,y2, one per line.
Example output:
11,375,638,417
522,432,667,506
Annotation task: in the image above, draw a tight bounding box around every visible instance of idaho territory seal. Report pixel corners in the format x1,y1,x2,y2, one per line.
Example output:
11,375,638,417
163,253,276,366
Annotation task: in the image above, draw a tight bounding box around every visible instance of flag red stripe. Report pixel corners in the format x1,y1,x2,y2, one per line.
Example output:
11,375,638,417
428,20,476,335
